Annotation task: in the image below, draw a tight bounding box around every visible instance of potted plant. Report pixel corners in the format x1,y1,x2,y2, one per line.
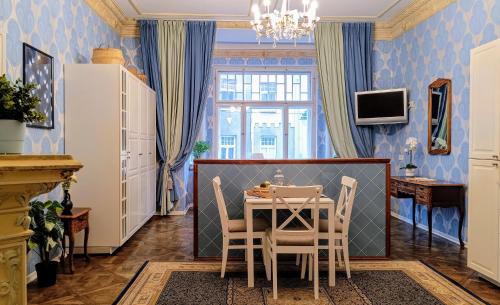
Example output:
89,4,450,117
401,137,418,177
61,174,78,215
193,141,210,159
28,200,64,287
0,74,46,154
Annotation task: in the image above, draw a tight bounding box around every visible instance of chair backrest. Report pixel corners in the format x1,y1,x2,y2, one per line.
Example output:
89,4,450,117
270,185,323,246
212,176,229,235
335,176,358,235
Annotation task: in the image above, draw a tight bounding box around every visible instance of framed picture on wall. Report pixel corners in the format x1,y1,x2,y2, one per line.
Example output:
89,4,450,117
23,43,54,129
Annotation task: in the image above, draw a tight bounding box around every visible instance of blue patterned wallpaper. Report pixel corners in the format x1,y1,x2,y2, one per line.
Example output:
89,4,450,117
1,0,120,156
373,0,500,242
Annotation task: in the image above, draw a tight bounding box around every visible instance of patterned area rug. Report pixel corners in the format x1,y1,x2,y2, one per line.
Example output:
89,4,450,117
114,261,486,305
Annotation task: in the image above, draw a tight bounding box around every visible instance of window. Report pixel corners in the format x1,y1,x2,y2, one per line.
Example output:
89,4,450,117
260,136,277,159
219,135,236,159
215,70,316,159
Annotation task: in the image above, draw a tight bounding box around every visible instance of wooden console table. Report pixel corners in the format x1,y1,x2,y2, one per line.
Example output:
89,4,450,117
0,155,82,305
390,177,465,248
60,208,91,274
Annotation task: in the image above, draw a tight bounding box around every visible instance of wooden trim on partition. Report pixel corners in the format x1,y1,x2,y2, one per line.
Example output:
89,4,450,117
193,158,392,260
193,162,199,261
194,158,391,165
385,162,391,257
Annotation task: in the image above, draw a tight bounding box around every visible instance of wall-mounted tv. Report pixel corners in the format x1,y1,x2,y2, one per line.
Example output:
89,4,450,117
355,88,408,125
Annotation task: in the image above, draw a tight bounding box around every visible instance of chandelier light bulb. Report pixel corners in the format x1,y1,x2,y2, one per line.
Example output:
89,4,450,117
250,0,319,47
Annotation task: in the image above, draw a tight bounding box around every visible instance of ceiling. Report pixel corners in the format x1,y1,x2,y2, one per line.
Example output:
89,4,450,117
115,0,414,21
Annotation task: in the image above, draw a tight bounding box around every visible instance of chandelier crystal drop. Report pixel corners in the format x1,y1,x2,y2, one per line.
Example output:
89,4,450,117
250,0,320,47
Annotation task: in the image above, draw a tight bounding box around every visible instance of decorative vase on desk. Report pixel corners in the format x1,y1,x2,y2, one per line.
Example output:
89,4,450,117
61,174,78,215
400,137,418,177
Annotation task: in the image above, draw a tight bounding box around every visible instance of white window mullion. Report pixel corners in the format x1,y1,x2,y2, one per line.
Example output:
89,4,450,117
284,104,289,159
241,103,246,159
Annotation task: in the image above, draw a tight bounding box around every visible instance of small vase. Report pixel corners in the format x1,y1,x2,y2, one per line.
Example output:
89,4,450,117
405,168,416,177
61,189,73,215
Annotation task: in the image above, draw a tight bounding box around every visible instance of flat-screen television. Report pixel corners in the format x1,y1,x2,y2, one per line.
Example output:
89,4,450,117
355,88,408,125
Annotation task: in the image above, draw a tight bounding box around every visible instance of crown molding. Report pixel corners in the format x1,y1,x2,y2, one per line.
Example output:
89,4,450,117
85,0,456,41
375,0,456,40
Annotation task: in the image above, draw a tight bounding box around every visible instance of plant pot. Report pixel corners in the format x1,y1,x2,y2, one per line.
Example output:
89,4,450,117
405,168,416,177
35,261,58,287
0,120,26,154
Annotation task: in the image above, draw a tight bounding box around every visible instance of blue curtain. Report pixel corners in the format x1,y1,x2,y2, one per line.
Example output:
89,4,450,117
139,20,166,209
170,21,216,199
342,23,375,157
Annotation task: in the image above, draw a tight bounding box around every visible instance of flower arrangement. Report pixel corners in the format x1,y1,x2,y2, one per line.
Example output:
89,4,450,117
61,174,78,191
401,137,418,176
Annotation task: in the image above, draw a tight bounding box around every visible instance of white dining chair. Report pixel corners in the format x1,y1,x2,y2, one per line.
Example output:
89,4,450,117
212,176,269,278
300,176,358,279
263,185,323,300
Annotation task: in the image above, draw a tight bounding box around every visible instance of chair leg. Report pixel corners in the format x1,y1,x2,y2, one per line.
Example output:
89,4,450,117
314,250,319,300
308,254,312,281
272,253,278,299
262,238,271,281
221,237,229,278
342,237,351,278
300,254,307,279
335,239,343,267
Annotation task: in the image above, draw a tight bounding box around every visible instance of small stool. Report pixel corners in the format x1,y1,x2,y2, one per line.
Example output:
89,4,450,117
59,208,91,274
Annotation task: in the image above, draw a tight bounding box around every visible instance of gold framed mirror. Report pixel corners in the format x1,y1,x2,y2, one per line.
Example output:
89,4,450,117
428,78,452,155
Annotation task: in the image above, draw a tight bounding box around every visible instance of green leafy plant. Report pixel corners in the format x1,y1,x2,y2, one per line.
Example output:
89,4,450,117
28,200,64,262
0,74,47,123
193,141,210,159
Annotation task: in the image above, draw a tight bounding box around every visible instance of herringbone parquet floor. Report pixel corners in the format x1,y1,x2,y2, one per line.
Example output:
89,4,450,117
27,212,500,304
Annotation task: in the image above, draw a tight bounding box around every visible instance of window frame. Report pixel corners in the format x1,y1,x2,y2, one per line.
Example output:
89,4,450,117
214,66,318,160
219,135,236,159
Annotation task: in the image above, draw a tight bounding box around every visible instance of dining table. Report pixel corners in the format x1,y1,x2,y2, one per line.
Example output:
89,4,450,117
244,191,337,288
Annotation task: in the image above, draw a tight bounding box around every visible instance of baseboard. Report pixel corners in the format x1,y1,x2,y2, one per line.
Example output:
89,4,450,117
390,211,467,247
27,271,37,284
167,203,193,216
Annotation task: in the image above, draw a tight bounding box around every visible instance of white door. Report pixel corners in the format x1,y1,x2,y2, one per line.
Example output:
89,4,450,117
468,159,500,280
128,173,140,234
129,76,140,139
469,39,500,160
140,85,148,139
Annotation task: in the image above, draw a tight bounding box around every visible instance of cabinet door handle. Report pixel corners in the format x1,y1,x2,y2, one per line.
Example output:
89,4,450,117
493,163,498,167
493,155,499,159
139,153,143,156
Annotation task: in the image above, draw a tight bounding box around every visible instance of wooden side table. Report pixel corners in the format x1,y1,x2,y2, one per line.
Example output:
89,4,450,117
59,208,91,273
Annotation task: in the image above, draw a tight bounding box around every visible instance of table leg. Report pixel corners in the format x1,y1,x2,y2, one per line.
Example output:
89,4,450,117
457,205,465,248
84,225,90,261
60,234,66,273
427,206,433,247
412,198,416,230
246,204,254,287
328,205,335,287
69,230,75,274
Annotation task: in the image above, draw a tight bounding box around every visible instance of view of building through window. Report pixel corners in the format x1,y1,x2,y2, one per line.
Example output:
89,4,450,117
216,70,315,160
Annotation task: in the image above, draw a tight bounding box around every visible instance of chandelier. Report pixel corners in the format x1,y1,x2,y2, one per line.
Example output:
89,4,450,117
250,0,320,47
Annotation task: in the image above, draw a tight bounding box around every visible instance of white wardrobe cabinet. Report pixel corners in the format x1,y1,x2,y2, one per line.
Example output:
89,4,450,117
65,64,156,253
468,38,500,285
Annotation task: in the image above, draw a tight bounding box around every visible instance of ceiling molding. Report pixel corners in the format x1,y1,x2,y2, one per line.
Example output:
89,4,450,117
375,0,456,40
85,0,456,41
